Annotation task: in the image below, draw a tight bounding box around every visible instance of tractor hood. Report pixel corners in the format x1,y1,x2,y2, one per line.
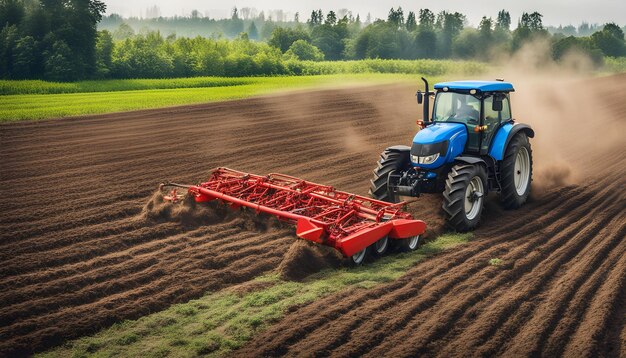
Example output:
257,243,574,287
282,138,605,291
413,122,465,144
411,122,467,168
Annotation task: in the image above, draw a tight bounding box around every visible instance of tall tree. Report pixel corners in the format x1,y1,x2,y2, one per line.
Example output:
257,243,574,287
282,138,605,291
387,7,404,28
0,25,18,77
591,23,626,56
512,11,548,50
0,0,24,27
418,9,435,30
44,40,75,81
95,30,113,77
325,11,337,26
479,17,493,40
312,16,349,60
12,35,36,78
406,11,417,32
520,12,544,31
247,22,259,40
436,11,465,57
496,10,511,31
268,27,310,52
414,28,437,58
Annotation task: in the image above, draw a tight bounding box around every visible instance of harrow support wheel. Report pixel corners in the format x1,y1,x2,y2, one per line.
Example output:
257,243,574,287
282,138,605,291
397,235,421,252
371,235,390,256
351,247,369,265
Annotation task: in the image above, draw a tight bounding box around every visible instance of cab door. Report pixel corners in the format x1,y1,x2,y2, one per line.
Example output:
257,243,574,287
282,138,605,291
481,94,511,155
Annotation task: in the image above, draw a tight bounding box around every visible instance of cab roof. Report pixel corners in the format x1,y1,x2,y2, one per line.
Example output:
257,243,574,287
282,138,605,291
434,80,514,92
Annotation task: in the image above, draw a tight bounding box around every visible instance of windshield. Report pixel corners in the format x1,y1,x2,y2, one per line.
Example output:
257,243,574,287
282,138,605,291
433,92,480,124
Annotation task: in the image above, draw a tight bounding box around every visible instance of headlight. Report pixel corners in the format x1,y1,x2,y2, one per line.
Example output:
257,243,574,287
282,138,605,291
411,140,448,165
419,153,439,164
410,153,439,165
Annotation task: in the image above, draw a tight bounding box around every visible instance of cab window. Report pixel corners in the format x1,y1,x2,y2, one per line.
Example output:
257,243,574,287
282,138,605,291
484,95,511,122
481,94,511,152
433,92,480,125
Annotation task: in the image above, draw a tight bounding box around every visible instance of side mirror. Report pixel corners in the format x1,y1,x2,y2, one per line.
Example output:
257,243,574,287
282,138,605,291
492,97,503,112
416,91,423,104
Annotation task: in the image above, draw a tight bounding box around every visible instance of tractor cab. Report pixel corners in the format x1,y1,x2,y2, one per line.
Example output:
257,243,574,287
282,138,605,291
430,81,513,155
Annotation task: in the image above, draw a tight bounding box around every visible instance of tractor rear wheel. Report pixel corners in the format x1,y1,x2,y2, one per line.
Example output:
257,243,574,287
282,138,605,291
442,164,487,231
500,133,533,209
369,147,410,203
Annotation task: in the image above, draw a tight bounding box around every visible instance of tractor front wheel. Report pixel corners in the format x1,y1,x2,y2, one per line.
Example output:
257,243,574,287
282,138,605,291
500,133,533,209
442,164,487,231
369,147,410,203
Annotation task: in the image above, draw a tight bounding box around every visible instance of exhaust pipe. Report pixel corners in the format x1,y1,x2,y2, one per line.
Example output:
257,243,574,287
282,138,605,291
421,77,430,124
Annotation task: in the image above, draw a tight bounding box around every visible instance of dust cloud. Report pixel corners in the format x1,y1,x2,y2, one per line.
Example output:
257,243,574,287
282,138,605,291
487,40,626,192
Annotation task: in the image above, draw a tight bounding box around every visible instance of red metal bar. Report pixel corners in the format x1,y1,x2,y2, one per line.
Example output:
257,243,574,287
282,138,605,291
161,168,426,257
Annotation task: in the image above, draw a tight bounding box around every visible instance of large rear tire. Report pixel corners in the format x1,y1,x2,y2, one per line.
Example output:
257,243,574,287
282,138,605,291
442,164,487,231
500,133,533,209
369,147,410,203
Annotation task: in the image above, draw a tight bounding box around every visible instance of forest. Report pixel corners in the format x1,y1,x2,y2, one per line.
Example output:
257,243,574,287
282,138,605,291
1,0,625,81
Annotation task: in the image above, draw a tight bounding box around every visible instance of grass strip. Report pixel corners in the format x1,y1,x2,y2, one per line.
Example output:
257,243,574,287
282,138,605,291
40,232,471,358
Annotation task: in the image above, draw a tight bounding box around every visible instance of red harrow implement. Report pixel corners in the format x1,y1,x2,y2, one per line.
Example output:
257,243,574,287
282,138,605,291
160,168,426,262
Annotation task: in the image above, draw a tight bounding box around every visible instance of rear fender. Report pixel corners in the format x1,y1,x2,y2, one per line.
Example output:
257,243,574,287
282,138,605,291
489,123,534,161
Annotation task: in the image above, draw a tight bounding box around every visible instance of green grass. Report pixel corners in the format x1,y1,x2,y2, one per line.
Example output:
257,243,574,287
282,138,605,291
604,56,626,73
39,233,472,358
0,77,253,95
286,58,486,76
0,73,450,122
488,258,503,266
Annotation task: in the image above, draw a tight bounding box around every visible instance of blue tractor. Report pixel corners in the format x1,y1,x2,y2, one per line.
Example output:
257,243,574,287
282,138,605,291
369,78,534,231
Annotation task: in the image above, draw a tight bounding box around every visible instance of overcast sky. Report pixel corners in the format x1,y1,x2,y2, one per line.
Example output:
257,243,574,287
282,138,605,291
103,0,624,27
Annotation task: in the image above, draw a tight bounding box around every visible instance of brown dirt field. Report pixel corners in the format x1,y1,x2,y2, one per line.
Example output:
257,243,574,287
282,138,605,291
1,75,625,357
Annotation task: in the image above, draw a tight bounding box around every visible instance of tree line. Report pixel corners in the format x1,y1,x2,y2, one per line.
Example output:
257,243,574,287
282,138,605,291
0,0,106,81
1,1,625,81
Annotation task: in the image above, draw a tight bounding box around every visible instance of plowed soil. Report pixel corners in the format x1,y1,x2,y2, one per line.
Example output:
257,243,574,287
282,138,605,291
1,75,625,357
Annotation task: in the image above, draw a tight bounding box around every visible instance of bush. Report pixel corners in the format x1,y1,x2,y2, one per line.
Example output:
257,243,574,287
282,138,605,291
285,40,324,61
268,27,310,52
44,40,76,82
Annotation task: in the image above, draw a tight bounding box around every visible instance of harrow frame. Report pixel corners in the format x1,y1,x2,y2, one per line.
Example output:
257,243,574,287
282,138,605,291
161,168,426,257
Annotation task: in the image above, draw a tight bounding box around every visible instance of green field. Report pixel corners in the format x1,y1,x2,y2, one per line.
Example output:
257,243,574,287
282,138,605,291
0,74,442,122
39,233,471,358
0,59,488,122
